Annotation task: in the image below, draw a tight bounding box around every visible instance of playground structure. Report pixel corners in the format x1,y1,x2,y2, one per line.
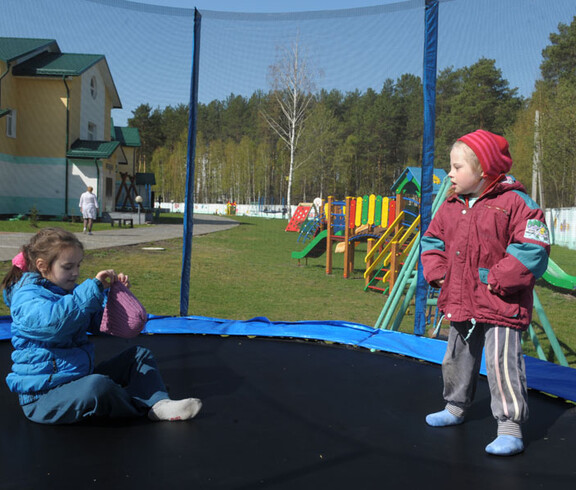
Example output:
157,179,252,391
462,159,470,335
291,229,329,261
324,194,419,285
542,257,576,290
291,193,413,283
291,167,447,295
361,197,420,293
285,198,324,235
363,167,445,293
285,203,314,232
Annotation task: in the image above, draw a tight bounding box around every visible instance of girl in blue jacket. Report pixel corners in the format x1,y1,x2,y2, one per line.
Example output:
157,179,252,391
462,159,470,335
2,227,202,424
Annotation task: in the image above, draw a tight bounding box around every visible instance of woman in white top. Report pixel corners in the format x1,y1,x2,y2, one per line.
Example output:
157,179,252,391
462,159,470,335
79,186,99,235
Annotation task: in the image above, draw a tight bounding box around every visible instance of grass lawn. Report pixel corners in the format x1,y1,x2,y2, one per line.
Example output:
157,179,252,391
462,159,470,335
0,221,97,233
1,215,575,367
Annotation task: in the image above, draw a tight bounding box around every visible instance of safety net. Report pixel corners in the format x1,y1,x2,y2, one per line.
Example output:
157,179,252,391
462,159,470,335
1,0,575,369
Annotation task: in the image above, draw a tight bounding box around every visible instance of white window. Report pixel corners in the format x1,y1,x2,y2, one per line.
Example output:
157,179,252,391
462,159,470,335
87,122,97,141
6,110,16,138
90,76,97,99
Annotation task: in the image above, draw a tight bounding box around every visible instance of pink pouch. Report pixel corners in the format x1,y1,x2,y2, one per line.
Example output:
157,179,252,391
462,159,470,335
100,282,147,338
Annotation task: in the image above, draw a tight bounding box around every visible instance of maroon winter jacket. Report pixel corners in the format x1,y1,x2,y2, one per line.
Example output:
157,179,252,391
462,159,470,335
421,176,550,330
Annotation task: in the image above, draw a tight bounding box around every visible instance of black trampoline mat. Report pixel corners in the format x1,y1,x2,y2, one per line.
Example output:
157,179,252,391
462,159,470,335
1,334,575,489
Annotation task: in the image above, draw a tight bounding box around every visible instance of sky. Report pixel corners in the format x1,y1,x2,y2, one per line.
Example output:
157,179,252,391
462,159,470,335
2,0,575,126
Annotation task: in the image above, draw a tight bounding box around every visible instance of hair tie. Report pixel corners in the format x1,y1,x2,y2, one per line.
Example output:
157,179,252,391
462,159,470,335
12,252,28,272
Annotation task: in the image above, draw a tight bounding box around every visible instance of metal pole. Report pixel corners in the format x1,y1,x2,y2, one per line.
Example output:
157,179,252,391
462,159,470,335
414,0,439,335
180,9,202,316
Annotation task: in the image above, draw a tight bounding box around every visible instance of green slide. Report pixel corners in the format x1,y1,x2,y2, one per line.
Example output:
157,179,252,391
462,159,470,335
542,257,576,291
291,229,328,260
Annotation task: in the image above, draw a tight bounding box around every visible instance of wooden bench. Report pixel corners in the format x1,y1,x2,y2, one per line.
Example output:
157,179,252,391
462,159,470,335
110,218,134,228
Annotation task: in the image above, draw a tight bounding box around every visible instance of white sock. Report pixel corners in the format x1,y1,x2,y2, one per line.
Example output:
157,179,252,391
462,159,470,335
148,398,202,421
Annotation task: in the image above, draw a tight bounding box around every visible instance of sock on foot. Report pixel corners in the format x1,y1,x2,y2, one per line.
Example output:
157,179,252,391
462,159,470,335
148,398,202,422
485,435,524,456
426,409,464,427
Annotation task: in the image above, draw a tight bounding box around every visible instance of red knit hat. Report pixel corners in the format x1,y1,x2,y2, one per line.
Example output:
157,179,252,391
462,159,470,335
457,129,513,177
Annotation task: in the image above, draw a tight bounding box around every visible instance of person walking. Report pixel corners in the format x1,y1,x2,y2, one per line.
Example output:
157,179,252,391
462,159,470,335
79,186,98,235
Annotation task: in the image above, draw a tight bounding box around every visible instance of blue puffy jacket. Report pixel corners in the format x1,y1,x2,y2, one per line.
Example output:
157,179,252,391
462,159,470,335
4,272,104,397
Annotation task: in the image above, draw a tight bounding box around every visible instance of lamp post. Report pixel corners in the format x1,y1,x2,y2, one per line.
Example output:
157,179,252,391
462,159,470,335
135,195,143,225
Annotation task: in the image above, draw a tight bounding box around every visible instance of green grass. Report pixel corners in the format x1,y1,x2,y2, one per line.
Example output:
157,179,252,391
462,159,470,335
0,216,385,325
0,218,108,233
1,215,576,367
0,214,158,232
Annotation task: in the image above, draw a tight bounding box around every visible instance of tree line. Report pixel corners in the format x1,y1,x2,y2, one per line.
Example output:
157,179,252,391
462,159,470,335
129,16,576,209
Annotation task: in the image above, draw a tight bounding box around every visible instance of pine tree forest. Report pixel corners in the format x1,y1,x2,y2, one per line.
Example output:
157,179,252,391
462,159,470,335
129,17,576,210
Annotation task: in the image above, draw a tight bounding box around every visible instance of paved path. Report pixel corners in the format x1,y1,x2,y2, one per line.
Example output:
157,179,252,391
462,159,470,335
0,214,238,262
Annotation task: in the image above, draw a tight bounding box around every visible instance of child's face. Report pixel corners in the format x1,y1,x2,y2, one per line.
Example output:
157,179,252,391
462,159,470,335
37,246,84,292
448,147,485,197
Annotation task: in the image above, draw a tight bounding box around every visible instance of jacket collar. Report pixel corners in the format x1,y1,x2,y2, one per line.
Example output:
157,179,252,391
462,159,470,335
447,175,526,204
5,273,72,307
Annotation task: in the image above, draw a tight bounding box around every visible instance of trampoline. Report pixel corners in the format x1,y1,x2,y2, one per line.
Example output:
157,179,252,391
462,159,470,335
1,315,575,489
2,1,576,486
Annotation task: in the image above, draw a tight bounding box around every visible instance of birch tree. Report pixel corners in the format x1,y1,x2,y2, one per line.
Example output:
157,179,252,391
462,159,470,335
261,38,317,216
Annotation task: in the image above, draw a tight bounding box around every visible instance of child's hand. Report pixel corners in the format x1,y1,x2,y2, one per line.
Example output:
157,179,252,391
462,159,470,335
118,273,131,288
95,269,118,289
431,279,445,288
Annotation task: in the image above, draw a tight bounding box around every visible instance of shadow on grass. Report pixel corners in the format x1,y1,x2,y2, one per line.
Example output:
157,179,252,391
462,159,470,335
559,340,576,366
526,320,576,367
154,214,251,227
539,337,576,367
227,218,254,226
154,216,184,225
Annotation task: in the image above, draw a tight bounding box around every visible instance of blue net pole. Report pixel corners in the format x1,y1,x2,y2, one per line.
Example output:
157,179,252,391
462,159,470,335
414,0,438,335
180,8,202,316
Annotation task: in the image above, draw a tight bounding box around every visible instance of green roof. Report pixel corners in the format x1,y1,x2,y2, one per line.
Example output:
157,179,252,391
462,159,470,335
2,36,122,110
67,139,120,159
114,126,141,147
0,37,58,62
12,52,104,77
391,166,448,196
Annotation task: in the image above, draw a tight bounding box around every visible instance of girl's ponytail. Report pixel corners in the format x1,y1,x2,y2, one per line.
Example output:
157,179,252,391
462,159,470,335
1,248,29,291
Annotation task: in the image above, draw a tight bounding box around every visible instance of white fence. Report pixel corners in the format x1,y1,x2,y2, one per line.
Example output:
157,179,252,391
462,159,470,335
155,202,298,220
545,208,576,250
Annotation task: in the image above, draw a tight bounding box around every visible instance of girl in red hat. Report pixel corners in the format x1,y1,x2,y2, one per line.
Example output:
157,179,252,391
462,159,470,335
421,130,550,456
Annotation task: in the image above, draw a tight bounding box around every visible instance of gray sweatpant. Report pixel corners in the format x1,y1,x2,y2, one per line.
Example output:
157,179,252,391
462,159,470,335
442,321,528,438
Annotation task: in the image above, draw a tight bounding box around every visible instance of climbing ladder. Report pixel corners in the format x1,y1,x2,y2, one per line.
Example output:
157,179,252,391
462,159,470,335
373,176,449,331
297,213,323,243
364,211,420,293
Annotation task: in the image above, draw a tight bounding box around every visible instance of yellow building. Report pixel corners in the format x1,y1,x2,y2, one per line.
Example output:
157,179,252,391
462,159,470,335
0,37,141,217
